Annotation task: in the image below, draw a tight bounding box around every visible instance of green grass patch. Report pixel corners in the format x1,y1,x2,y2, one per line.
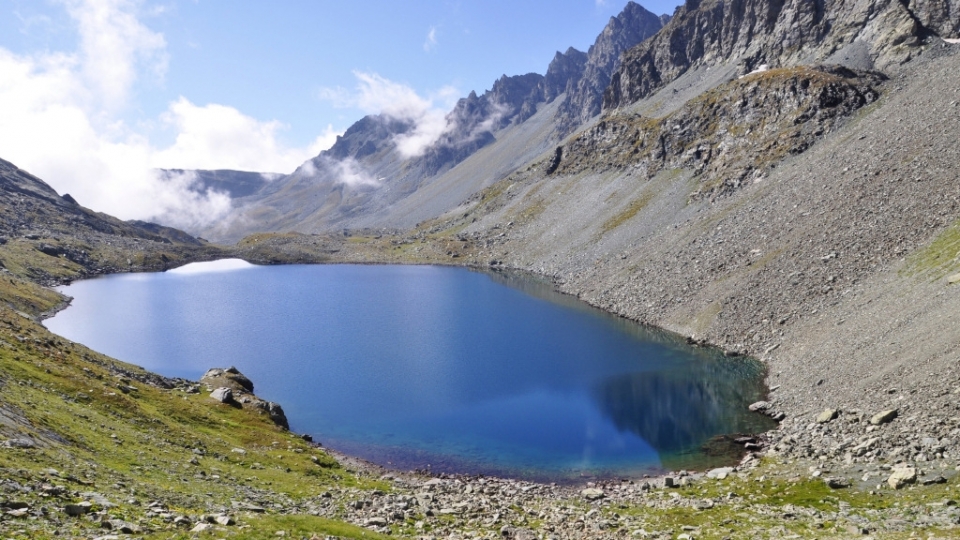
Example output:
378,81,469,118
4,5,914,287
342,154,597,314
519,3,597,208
600,189,655,236
903,217,960,279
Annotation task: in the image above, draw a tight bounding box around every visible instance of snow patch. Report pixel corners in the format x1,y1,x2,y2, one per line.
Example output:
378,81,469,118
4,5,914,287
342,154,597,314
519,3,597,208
168,259,255,275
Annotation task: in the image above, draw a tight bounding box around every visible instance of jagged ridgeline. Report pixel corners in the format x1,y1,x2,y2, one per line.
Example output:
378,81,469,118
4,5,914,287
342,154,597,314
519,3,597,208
191,0,957,244
195,2,669,242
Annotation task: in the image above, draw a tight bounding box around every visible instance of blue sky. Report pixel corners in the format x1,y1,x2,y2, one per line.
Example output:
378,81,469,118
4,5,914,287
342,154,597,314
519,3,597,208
0,0,681,225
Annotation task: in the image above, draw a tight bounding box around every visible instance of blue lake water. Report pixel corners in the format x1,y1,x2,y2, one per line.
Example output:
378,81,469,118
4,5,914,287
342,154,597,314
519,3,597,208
46,261,774,482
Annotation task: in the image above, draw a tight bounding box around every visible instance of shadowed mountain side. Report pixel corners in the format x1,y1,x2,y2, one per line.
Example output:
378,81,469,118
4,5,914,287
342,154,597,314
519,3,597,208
350,96,569,231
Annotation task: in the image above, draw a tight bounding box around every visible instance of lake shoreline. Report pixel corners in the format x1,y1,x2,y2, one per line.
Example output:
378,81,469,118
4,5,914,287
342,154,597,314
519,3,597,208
45,261,775,484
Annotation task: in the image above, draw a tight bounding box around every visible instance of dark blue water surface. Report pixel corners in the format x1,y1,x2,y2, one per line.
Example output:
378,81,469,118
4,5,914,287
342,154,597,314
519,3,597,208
46,261,773,481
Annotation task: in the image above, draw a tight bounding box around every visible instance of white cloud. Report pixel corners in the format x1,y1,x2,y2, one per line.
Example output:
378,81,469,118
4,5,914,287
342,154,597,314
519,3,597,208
320,71,459,158
423,26,438,52
0,0,336,232
62,0,168,110
332,157,380,188
151,97,334,172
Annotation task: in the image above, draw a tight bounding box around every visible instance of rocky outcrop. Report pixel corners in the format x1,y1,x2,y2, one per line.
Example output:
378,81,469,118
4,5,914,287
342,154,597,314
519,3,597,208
201,367,289,429
562,65,883,199
554,1,666,135
603,0,951,112
909,0,960,38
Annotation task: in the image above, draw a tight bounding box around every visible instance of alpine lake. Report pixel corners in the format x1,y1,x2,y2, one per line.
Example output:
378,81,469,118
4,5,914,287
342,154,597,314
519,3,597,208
45,260,774,483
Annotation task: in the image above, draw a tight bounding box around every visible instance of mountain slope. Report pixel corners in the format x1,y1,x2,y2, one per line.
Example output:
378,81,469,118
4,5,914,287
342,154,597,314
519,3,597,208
197,2,668,243
0,158,223,287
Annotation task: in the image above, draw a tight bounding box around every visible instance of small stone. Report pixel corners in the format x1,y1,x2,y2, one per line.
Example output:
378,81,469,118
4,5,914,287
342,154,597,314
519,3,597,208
107,520,141,534
580,488,605,500
365,517,388,527
887,467,917,489
870,410,898,425
948,272,960,284
233,502,266,513
190,523,212,533
214,514,235,526
500,526,537,540
921,474,947,486
64,502,92,516
210,387,233,403
664,477,677,488
707,467,734,480
1,437,37,449
748,401,771,412
825,477,850,489
816,408,839,423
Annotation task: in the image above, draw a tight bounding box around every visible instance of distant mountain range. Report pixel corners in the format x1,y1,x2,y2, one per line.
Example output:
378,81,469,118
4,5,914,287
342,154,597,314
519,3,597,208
166,0,959,245
191,2,669,242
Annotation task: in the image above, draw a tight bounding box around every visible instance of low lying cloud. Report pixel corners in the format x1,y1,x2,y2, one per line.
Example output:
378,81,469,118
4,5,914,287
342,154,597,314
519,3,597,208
0,0,339,231
296,156,380,189
333,157,380,188
320,71,459,158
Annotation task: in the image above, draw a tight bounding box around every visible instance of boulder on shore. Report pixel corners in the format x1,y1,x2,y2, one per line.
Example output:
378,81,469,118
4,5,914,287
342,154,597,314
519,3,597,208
200,367,289,430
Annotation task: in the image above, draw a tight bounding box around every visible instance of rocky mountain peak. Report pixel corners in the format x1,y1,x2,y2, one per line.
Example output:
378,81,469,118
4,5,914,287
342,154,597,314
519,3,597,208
487,72,545,127
541,47,588,104
554,1,667,135
325,114,414,162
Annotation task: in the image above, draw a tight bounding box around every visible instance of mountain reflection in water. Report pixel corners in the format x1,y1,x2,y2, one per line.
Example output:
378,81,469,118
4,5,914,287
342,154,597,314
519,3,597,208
593,358,774,470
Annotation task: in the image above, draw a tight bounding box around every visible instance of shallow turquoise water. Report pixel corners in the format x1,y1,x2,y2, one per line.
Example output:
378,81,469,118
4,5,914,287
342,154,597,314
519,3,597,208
46,262,773,481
